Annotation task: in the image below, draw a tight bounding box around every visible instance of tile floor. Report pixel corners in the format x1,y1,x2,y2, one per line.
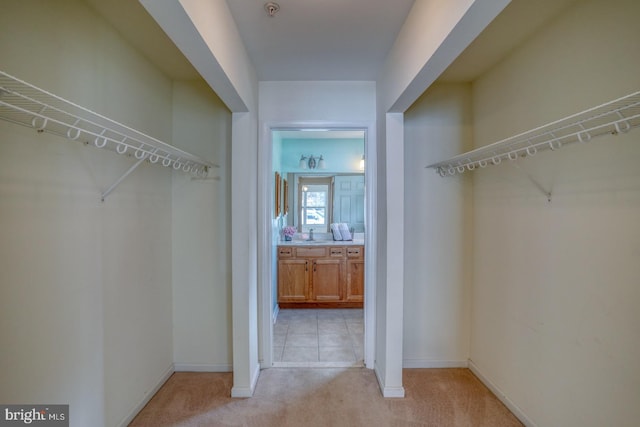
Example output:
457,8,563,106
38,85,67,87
273,308,364,367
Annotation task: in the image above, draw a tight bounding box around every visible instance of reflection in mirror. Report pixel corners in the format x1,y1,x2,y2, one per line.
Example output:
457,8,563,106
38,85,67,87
272,129,365,236
299,177,331,233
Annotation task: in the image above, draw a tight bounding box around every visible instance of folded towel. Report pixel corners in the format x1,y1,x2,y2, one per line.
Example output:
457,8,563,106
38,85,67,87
331,223,343,241
338,223,352,241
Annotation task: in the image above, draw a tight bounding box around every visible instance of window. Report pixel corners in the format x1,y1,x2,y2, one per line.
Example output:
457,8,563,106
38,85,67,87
298,177,332,233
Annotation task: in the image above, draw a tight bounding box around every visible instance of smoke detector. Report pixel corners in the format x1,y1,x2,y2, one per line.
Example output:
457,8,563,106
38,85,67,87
264,2,280,17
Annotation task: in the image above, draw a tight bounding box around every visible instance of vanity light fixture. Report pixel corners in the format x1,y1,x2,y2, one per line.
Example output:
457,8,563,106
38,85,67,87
317,155,326,169
299,154,326,170
359,154,365,171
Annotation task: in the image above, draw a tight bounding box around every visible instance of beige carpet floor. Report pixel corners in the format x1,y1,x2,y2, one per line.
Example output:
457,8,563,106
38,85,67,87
129,368,523,427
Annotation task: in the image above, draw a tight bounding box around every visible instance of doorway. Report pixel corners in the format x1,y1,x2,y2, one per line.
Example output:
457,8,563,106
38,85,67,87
259,125,375,369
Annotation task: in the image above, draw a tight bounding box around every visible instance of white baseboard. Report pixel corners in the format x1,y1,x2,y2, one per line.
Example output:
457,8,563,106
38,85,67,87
174,363,233,372
231,363,261,398
468,360,537,427
374,363,405,398
118,363,174,427
403,359,469,369
382,385,406,398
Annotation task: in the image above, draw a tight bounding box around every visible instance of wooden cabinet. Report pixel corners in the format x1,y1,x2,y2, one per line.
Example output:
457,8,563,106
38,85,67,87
278,259,309,301
278,244,364,308
312,258,343,301
346,246,364,302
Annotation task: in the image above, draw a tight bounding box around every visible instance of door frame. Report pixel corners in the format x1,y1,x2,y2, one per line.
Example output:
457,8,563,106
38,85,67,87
257,120,377,369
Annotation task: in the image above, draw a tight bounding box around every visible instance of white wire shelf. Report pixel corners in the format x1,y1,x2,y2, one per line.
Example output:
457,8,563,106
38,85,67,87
426,91,640,177
0,70,218,187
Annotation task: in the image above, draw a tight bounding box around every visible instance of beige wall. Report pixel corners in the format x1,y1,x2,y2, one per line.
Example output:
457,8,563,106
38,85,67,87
470,0,640,425
403,83,473,367
0,1,171,426
0,1,231,426
171,80,233,371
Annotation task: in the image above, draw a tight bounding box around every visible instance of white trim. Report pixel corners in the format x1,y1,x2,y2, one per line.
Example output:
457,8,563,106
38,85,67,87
362,124,376,369
257,120,275,370
382,386,406,398
231,363,261,398
174,363,233,372
383,113,405,392
374,362,406,398
468,360,537,427
117,363,174,427
258,120,377,372
273,361,364,368
272,304,280,324
403,359,469,369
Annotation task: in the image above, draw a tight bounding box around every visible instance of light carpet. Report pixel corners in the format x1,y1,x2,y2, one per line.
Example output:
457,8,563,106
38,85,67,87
129,368,523,426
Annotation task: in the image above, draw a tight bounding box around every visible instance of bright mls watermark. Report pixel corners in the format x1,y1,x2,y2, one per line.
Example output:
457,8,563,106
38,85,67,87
0,405,68,426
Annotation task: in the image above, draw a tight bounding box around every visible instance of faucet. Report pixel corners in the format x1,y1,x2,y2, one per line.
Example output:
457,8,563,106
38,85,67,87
307,229,314,241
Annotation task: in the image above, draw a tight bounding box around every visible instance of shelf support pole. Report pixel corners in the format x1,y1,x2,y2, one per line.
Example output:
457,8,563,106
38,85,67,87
101,156,147,202
510,162,552,202
529,176,552,203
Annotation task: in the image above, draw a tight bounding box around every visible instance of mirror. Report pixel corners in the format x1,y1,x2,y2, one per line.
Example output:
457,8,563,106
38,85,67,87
291,173,364,233
272,129,365,234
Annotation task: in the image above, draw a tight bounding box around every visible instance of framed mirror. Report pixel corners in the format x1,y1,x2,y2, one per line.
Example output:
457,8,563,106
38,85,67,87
283,178,289,215
274,172,281,218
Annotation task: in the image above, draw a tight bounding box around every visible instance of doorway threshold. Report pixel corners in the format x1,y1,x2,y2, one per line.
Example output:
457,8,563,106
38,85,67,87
273,361,365,368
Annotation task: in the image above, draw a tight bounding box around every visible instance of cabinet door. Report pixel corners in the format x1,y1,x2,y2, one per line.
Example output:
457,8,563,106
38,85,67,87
311,259,343,301
346,259,364,302
278,259,309,302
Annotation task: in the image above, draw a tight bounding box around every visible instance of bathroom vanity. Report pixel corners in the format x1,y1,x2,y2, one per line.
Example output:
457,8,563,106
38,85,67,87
277,242,364,308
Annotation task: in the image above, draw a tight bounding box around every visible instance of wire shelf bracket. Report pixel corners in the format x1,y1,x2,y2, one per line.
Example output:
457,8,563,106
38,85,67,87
426,91,640,178
510,161,552,203
0,70,219,201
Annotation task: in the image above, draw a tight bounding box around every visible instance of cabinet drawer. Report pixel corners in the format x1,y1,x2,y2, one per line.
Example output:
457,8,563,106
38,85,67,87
329,247,345,257
277,246,294,258
346,246,364,258
295,247,327,258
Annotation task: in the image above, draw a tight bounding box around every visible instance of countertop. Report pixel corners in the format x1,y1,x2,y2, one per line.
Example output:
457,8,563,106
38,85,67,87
278,239,365,246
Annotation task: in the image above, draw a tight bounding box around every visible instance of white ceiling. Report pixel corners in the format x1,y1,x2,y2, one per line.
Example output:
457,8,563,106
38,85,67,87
85,0,579,85
225,0,415,81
